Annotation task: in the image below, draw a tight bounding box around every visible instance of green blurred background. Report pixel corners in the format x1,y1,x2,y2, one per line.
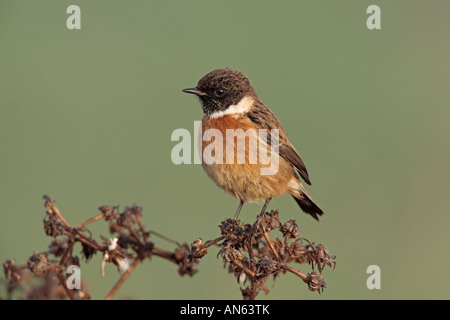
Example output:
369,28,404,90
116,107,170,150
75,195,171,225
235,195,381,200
1,0,449,299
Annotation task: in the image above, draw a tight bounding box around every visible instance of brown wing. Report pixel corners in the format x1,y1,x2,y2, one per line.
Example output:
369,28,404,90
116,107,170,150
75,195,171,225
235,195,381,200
279,144,311,185
246,102,311,185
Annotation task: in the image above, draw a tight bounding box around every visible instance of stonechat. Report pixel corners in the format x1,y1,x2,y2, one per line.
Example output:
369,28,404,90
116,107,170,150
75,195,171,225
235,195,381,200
183,68,323,221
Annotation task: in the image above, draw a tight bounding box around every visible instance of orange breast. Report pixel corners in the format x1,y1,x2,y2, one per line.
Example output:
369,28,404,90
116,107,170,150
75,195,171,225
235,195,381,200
199,114,295,202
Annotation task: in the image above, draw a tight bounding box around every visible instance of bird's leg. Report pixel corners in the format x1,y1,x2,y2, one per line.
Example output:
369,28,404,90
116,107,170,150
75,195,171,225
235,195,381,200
260,198,271,215
233,200,245,220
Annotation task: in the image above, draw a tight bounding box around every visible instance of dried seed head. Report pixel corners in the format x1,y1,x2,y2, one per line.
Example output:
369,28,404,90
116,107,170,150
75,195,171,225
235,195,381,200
219,219,241,239
142,241,154,258
178,262,197,277
175,244,190,261
3,259,22,284
256,256,279,275
186,238,207,262
47,239,69,257
191,238,203,249
100,237,132,276
27,251,49,275
42,195,54,208
117,210,137,228
175,244,198,277
305,243,336,272
81,242,97,261
222,247,245,262
253,210,281,234
101,205,120,222
43,215,66,238
281,219,300,239
114,256,130,274
306,272,327,293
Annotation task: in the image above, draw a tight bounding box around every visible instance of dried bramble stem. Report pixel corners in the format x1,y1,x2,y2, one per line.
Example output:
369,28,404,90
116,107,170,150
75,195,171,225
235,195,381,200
2,197,334,300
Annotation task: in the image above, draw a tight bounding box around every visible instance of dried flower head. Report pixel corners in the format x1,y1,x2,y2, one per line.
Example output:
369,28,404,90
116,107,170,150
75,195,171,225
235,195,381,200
174,243,198,276
43,215,66,238
221,245,245,262
253,210,281,234
256,256,279,275
306,272,327,293
219,219,241,239
27,251,49,275
281,219,300,239
3,259,22,284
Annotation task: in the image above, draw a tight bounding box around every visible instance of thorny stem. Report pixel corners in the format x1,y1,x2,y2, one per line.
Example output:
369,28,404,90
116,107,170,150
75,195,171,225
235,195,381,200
105,257,141,300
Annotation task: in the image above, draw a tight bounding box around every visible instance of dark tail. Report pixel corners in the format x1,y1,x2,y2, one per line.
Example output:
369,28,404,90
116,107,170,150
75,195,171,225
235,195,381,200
292,193,324,221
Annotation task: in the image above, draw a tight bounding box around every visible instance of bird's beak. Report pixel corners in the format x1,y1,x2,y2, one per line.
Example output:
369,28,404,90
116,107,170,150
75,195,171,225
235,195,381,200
182,88,208,97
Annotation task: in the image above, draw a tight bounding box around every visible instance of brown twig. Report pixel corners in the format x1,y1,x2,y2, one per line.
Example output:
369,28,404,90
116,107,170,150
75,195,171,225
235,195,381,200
152,247,178,263
281,264,309,282
148,230,181,246
59,240,76,267
263,232,280,260
105,257,141,300
55,269,77,300
233,259,256,279
62,231,105,251
201,236,225,249
76,212,106,230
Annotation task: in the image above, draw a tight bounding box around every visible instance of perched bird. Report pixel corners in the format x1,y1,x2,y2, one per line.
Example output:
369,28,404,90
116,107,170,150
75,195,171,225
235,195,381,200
182,68,323,221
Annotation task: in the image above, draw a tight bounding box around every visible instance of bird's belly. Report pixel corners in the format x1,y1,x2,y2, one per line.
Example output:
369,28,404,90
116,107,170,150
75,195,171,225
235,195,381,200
202,162,291,202
200,113,293,202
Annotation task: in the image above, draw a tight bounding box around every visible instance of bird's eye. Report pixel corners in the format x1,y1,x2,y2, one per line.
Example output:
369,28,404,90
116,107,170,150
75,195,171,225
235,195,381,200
215,88,225,97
